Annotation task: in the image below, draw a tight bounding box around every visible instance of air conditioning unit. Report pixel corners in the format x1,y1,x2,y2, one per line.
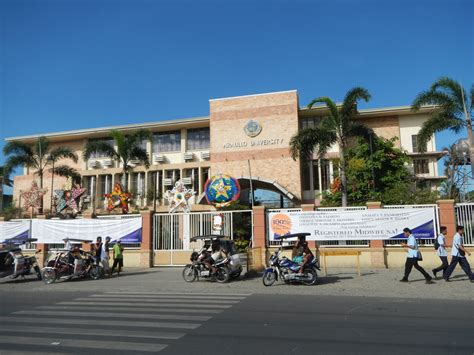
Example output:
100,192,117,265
102,159,113,167
163,178,173,186
184,152,194,161
88,160,98,168
182,177,192,185
129,159,141,165
201,151,210,159
154,155,165,163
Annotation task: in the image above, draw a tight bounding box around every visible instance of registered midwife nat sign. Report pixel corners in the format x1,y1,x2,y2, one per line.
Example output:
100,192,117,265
268,208,436,241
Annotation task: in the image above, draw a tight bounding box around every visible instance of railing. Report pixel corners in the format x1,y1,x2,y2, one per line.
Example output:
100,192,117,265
383,204,439,246
455,203,474,246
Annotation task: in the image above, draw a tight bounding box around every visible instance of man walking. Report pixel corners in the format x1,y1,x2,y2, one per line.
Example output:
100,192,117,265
432,226,449,279
92,236,102,266
443,226,474,282
111,240,124,276
400,228,434,284
101,236,111,276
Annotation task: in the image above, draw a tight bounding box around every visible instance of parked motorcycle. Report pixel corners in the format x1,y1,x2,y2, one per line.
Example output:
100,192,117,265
182,252,231,283
41,249,103,284
0,240,42,281
263,233,320,286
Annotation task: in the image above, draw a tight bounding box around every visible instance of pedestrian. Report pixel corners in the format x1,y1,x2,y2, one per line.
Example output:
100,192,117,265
432,226,449,279
400,227,434,284
111,240,124,276
92,236,103,266
443,226,474,282
101,236,111,276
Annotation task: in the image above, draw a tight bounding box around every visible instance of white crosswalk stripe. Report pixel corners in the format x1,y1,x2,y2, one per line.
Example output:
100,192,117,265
0,291,250,354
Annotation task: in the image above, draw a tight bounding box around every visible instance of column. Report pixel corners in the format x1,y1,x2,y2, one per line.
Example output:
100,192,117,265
367,201,386,268
35,214,49,266
140,210,154,268
437,199,456,246
251,206,266,270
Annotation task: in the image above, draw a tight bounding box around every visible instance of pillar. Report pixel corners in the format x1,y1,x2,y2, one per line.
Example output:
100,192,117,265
437,199,456,246
35,214,48,266
251,206,266,270
367,201,386,268
140,210,154,268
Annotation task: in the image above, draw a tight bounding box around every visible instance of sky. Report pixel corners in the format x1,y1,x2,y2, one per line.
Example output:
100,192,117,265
0,0,473,193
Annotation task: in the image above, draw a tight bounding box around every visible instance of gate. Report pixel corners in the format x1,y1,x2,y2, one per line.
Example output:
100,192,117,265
455,203,474,245
153,210,253,266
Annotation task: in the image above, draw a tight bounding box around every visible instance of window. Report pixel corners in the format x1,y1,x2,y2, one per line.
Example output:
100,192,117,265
300,117,324,130
414,159,429,174
98,175,112,195
302,159,331,192
411,135,427,153
153,131,181,152
187,128,210,150
90,139,114,158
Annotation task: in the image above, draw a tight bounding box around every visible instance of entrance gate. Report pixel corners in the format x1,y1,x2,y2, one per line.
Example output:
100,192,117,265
153,210,253,266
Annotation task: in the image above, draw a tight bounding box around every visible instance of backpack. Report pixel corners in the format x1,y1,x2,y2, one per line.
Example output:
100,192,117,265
433,238,440,250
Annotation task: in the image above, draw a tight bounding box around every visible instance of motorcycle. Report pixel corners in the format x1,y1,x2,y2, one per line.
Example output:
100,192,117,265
0,239,42,281
41,249,103,284
262,233,320,286
182,251,231,283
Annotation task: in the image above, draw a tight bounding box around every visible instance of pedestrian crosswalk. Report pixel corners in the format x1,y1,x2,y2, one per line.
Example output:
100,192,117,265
0,291,251,354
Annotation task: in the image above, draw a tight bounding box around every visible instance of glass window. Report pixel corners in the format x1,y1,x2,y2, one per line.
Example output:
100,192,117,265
187,128,210,150
321,159,330,191
411,135,426,153
414,159,429,174
300,117,324,130
153,131,181,153
90,139,114,158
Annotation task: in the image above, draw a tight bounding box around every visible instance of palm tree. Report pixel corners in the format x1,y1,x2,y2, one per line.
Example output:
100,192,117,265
412,77,474,171
48,149,80,212
82,129,151,192
290,87,372,206
3,137,78,213
0,165,13,213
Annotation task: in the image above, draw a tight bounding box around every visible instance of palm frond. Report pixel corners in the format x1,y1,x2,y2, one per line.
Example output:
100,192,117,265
470,84,474,113
50,165,80,179
347,123,374,141
341,87,371,118
35,136,50,157
3,141,34,157
412,90,459,113
307,97,339,121
0,166,13,186
129,146,150,168
110,130,126,158
48,146,78,163
3,155,36,177
417,113,464,152
430,77,464,108
289,127,337,160
82,140,116,161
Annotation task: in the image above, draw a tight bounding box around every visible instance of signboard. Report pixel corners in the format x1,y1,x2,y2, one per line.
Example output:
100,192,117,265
269,208,436,241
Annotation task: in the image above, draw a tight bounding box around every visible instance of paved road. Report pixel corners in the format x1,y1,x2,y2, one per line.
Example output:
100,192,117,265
0,269,473,354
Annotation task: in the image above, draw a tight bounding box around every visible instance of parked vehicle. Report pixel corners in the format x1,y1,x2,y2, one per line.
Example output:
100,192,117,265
0,239,42,281
182,235,243,283
41,249,103,284
263,233,320,286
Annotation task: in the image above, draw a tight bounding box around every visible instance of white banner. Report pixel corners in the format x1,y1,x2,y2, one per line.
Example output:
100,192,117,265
31,218,142,244
0,220,31,243
268,208,436,241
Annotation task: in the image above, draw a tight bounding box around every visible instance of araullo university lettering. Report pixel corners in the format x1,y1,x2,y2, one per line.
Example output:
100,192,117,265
223,138,284,149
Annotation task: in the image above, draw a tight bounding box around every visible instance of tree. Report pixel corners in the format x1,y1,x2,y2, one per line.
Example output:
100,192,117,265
290,87,372,206
3,137,78,213
439,143,469,201
0,166,13,187
48,152,80,213
412,77,474,172
321,136,439,206
82,129,151,192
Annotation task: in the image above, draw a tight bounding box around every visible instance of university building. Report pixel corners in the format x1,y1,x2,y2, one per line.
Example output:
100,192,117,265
7,90,444,212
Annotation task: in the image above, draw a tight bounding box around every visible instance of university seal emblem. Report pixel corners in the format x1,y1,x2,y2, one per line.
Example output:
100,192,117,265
244,120,262,137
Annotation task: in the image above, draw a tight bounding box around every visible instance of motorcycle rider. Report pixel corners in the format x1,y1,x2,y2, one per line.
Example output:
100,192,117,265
293,234,314,274
197,241,214,274
210,240,227,275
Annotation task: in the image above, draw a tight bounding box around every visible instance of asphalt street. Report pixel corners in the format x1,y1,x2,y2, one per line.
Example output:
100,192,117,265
0,269,473,355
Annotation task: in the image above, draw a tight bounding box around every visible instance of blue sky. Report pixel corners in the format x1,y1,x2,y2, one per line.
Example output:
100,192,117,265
1,0,473,190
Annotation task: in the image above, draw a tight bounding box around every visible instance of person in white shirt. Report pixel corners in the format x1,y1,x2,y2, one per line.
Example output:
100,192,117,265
443,226,474,282
101,236,111,276
432,226,449,279
400,227,433,284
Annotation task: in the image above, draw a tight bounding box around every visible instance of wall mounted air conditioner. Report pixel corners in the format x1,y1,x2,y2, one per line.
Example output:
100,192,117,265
201,151,210,159
129,159,141,165
102,159,113,167
154,155,165,163
183,152,194,161
182,177,192,185
88,161,98,168
163,178,173,186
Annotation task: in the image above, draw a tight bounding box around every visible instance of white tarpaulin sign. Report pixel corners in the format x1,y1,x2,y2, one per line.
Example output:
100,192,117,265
0,220,31,243
31,218,142,244
268,208,436,241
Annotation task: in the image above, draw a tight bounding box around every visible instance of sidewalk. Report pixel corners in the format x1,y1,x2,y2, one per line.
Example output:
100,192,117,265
2,267,472,301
